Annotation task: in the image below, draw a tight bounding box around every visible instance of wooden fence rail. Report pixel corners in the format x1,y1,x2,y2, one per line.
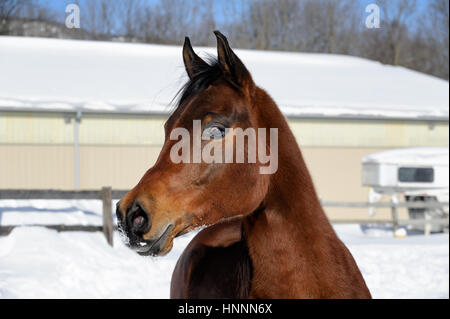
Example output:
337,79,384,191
322,200,449,236
321,201,449,209
0,189,448,242
0,189,128,200
0,187,129,246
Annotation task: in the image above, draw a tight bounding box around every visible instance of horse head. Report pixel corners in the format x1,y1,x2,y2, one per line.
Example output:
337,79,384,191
116,31,274,256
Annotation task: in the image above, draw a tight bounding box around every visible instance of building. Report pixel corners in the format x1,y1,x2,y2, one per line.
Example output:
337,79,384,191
0,36,448,220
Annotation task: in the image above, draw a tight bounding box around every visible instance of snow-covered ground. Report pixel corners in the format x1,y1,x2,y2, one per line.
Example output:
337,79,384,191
0,200,448,299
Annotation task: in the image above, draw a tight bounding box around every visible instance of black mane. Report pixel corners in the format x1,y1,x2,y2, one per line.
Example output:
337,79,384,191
176,57,223,108
165,57,223,130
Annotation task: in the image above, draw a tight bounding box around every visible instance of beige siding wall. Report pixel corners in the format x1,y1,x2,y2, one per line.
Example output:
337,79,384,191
2,112,448,147
302,147,403,220
0,112,73,144
0,145,74,189
78,114,165,145
289,118,449,147
79,145,161,189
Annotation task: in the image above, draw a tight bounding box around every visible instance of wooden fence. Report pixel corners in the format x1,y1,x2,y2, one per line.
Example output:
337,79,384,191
323,200,449,236
0,189,448,244
0,187,128,246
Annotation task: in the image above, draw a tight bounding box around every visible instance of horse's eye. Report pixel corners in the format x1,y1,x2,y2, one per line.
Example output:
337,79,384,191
202,125,225,139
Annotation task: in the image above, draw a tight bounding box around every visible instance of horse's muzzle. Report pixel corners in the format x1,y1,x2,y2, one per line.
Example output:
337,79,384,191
134,223,174,256
116,201,174,256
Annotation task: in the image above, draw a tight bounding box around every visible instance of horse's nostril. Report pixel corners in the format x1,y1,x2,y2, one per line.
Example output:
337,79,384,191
126,202,151,235
133,215,145,228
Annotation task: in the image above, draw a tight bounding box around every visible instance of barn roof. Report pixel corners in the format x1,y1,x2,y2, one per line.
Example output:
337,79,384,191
0,36,448,120
362,147,449,166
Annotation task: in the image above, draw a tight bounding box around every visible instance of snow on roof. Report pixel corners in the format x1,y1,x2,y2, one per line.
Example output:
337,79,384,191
362,147,449,166
0,36,449,119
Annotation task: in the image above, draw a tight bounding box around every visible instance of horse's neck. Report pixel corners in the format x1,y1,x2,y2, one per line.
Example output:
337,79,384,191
243,90,337,297
251,88,331,231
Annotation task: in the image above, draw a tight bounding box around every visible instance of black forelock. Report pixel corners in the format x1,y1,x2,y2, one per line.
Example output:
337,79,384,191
175,56,222,109
165,57,223,132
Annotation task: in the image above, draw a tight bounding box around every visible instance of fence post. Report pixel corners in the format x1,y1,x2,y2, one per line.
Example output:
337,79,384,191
391,202,399,236
424,210,432,236
101,186,114,247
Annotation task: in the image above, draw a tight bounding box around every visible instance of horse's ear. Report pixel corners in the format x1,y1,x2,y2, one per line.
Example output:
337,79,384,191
213,30,255,97
183,37,210,79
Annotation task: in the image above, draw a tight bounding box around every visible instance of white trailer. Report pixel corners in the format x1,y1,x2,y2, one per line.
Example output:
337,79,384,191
362,147,449,232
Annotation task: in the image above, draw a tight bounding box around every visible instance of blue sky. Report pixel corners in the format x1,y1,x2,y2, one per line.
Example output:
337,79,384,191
40,0,229,23
42,0,431,28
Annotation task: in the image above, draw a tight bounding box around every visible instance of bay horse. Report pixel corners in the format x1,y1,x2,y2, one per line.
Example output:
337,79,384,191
116,31,371,299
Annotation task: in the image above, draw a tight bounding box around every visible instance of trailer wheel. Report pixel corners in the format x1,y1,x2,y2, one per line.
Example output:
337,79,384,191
405,196,447,233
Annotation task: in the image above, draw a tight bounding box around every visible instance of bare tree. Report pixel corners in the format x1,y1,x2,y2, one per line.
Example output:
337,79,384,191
0,0,27,34
421,0,449,79
380,0,418,66
0,0,26,18
134,0,215,45
119,0,142,40
2,0,447,80
220,0,360,54
79,0,119,39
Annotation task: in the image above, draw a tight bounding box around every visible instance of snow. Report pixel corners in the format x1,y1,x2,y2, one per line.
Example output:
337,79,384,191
0,200,448,299
362,147,449,166
340,225,449,299
0,227,195,299
0,36,448,119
